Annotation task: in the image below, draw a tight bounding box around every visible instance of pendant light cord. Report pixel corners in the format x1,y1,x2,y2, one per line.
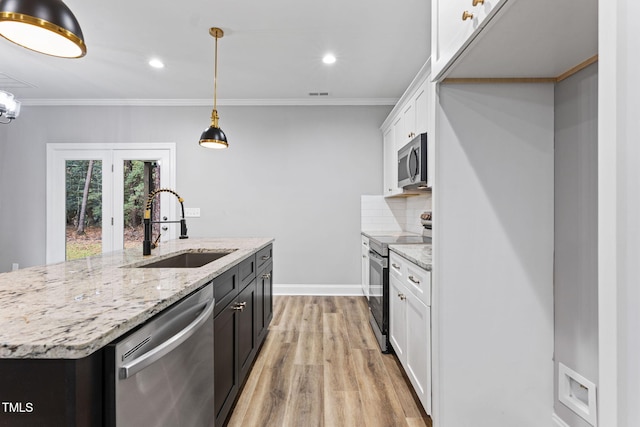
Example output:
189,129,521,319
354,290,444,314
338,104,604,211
214,34,218,112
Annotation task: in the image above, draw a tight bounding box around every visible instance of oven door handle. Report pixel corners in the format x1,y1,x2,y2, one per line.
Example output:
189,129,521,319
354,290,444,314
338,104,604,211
368,250,387,268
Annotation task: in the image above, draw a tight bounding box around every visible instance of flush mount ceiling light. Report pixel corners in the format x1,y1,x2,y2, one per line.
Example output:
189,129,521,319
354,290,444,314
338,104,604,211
199,27,228,149
0,0,86,58
148,58,165,69
322,53,336,64
0,89,20,123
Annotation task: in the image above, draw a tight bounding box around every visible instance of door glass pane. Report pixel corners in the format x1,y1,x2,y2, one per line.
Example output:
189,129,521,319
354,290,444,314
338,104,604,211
65,160,102,260
122,160,160,250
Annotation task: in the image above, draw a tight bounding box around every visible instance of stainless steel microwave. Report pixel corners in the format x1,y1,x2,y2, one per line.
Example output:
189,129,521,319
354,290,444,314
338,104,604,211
398,133,429,190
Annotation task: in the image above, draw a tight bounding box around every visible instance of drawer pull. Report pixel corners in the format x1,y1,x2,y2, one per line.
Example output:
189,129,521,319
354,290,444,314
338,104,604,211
462,10,474,20
261,273,271,279
392,263,401,269
398,293,406,301
408,275,421,284
232,301,247,311
472,0,484,5
261,255,271,261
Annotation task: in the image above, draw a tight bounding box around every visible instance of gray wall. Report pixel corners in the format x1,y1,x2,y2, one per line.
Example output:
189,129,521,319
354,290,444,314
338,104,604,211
0,104,389,287
554,63,598,426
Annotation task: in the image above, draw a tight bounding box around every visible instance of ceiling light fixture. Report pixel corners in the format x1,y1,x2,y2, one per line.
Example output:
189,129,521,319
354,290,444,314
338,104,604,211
322,53,336,64
199,27,228,149
0,0,86,58
0,89,20,123
149,58,165,69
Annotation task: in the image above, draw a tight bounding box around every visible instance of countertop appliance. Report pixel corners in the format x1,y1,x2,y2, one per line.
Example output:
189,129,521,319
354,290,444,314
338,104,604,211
367,233,431,352
398,132,429,190
105,283,215,427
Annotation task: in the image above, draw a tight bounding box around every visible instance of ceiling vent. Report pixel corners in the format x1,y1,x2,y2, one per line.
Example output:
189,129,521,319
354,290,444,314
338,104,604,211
308,92,329,96
0,73,35,89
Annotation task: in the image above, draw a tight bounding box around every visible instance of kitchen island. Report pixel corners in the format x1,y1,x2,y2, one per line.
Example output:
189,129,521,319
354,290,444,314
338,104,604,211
0,237,273,426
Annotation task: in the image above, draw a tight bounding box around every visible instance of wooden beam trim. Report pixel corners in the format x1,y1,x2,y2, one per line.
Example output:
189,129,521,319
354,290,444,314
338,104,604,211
443,77,557,84
442,55,599,85
555,55,599,82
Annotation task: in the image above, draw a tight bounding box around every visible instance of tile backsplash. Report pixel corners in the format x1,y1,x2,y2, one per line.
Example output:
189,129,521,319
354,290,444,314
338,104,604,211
361,194,432,234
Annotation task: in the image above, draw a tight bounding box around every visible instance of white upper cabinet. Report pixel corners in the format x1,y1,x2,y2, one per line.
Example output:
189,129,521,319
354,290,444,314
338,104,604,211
380,60,434,196
431,0,597,81
432,0,506,79
382,126,402,197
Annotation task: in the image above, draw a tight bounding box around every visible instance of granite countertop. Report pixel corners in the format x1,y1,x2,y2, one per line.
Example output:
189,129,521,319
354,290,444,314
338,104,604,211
389,244,432,271
0,237,273,360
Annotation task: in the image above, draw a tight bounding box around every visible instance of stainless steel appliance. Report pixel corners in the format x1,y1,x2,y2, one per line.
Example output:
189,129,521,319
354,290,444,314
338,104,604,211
398,133,429,190
105,283,215,427
367,234,431,352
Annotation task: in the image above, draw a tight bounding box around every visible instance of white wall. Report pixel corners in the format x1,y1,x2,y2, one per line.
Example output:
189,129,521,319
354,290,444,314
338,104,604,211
554,63,598,427
0,104,390,289
598,1,640,425
433,82,554,427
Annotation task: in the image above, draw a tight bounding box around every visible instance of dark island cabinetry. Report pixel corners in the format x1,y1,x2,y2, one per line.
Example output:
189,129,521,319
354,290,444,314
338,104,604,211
214,244,273,427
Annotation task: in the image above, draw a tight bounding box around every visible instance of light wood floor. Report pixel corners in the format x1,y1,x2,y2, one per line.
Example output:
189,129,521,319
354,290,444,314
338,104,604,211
227,296,432,427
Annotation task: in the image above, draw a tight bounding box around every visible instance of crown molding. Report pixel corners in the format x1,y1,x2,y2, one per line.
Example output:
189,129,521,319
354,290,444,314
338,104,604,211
19,98,398,107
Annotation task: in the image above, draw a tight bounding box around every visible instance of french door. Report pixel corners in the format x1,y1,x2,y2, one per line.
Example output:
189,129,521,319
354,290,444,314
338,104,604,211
46,143,176,264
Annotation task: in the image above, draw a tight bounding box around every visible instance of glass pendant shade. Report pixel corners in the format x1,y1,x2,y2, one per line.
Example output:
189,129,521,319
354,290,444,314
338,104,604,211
0,0,86,58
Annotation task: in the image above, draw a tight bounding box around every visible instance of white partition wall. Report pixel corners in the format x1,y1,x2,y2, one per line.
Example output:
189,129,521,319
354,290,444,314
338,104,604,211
431,83,555,427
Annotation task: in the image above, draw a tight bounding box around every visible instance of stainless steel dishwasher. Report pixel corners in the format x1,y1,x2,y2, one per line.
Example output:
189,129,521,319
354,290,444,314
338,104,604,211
104,283,214,427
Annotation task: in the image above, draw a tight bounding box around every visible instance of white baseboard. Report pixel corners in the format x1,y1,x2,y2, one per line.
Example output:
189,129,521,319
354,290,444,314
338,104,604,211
552,413,571,427
273,283,363,296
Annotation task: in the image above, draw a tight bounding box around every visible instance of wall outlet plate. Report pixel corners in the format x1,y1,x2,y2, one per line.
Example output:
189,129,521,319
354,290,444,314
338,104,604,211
558,362,597,426
184,208,201,218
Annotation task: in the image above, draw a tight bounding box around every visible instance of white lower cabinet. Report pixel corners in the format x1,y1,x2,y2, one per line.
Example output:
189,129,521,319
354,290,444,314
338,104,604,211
361,235,370,298
389,251,431,415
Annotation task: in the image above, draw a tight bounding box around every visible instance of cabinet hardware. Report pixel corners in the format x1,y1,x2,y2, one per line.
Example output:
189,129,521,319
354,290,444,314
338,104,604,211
392,263,401,269
462,10,474,20
232,301,247,311
261,273,271,279
261,255,271,261
408,275,421,284
398,293,406,301
472,0,484,6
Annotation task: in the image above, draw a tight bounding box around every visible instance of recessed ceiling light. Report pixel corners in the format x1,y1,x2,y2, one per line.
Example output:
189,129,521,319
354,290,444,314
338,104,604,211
322,54,336,64
149,58,165,69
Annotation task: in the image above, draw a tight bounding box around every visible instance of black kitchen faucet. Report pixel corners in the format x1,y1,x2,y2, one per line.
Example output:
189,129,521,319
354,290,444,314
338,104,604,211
142,188,188,255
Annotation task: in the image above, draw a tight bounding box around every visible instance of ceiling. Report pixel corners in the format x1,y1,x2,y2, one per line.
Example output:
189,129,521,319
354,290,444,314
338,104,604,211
0,0,431,105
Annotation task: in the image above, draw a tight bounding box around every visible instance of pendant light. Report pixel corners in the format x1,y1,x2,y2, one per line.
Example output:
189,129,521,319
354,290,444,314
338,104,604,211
199,27,228,149
0,0,86,58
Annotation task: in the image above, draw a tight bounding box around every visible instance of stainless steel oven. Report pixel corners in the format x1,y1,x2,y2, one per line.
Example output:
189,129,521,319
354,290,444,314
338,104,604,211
367,233,431,353
368,246,389,352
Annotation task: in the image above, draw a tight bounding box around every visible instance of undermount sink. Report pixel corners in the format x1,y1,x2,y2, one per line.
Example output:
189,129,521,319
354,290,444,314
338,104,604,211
136,251,235,268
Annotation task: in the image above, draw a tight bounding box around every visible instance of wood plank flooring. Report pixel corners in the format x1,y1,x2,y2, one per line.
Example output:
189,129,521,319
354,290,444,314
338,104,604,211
227,296,432,427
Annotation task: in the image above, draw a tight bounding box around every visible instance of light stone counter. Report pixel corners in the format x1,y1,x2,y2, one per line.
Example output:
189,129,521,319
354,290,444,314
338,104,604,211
0,237,273,359
389,244,432,271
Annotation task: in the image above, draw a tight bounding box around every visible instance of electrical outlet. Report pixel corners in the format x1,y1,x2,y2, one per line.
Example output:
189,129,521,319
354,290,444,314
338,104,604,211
184,207,201,218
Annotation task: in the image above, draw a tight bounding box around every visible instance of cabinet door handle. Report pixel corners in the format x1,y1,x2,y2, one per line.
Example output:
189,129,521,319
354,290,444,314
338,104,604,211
398,293,406,301
472,0,484,5
261,255,271,261
462,10,474,20
261,273,271,279
392,263,401,269
408,275,421,284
